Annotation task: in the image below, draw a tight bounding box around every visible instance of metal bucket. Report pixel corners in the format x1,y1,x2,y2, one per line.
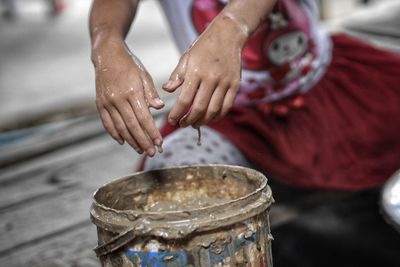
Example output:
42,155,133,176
90,165,274,266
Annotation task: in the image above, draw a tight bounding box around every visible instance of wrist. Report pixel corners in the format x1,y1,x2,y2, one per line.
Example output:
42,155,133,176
211,14,249,48
90,30,125,66
222,13,250,39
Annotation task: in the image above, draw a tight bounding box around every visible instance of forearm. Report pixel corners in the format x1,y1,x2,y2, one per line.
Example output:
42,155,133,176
89,0,138,62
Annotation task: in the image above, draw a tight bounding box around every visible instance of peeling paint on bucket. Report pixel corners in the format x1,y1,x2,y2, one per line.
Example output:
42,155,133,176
91,165,274,266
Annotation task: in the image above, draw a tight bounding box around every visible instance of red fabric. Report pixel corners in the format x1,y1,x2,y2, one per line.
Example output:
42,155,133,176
159,34,400,190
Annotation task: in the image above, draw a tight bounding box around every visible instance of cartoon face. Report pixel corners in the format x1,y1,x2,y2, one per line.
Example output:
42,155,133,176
266,31,308,66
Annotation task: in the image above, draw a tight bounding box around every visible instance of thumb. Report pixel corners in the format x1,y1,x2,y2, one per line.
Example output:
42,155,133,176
142,76,165,110
163,53,188,92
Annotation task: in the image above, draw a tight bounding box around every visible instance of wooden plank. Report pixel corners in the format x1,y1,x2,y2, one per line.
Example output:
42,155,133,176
0,188,91,255
0,222,99,267
0,134,118,184
0,164,78,212
0,116,105,168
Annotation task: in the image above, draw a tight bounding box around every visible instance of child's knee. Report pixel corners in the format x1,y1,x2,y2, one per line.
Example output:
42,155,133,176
143,127,251,170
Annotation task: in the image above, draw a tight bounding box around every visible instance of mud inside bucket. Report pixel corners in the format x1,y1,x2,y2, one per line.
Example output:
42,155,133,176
91,165,274,266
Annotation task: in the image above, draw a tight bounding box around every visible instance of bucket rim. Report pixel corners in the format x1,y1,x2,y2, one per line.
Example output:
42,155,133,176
92,164,268,214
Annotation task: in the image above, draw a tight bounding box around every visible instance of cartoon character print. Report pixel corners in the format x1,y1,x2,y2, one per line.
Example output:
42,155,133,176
191,0,318,107
260,1,316,87
268,29,308,66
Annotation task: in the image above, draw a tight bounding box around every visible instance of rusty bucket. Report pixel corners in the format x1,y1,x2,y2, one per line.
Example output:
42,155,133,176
90,165,274,266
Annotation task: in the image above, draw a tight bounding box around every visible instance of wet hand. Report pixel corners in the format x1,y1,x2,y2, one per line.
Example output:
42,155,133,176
93,40,164,156
163,16,246,128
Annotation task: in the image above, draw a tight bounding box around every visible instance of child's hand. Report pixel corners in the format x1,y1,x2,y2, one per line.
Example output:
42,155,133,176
163,17,247,128
93,40,164,156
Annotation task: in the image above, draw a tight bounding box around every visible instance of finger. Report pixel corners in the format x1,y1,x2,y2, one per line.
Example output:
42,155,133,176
193,86,227,128
214,88,236,120
163,53,188,92
99,108,124,145
168,77,200,126
180,81,216,127
128,95,163,148
107,106,142,153
142,75,165,110
115,101,156,156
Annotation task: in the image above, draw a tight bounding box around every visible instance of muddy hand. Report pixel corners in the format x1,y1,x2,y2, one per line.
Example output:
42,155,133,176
163,16,248,128
93,40,164,156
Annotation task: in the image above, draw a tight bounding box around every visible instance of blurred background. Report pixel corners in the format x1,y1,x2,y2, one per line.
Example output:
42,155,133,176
0,0,400,266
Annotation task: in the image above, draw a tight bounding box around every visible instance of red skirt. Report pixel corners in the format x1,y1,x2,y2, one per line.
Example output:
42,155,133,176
160,34,400,190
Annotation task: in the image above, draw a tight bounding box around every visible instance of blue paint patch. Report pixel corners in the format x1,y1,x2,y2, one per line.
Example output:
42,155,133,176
126,249,188,267
125,230,262,266
209,245,231,265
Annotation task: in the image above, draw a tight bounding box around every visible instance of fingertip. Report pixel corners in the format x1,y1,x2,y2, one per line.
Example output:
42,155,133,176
149,105,163,110
147,147,156,157
162,80,174,89
193,118,206,128
162,87,176,93
179,119,188,128
154,138,163,147
154,97,164,106
162,85,176,93
168,117,177,126
148,98,165,110
162,79,182,92
153,98,165,108
111,134,124,145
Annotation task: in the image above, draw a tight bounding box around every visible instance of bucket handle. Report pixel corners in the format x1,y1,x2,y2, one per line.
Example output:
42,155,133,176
94,227,136,257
